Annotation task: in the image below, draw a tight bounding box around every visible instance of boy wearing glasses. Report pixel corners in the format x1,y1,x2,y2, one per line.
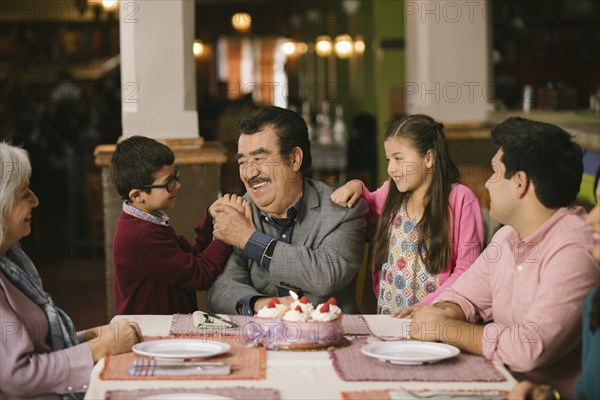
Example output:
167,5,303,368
110,136,238,315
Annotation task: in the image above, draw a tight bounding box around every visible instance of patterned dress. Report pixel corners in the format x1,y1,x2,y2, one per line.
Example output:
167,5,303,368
377,201,440,314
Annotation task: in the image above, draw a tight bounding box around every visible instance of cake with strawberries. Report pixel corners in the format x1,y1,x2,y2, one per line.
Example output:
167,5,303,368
253,297,344,350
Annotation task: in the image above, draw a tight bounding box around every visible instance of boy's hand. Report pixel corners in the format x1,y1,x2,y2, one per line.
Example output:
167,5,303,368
209,194,248,218
330,181,362,208
213,203,255,249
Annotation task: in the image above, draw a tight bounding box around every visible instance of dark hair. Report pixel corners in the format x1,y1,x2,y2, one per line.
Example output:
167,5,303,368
110,136,175,201
371,114,460,275
236,106,312,175
491,117,583,208
594,166,600,202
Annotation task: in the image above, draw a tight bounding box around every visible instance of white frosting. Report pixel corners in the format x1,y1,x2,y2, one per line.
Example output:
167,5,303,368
311,304,342,321
256,304,288,318
290,300,314,314
282,309,310,322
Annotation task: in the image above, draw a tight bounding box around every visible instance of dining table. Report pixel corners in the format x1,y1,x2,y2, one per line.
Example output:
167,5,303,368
84,314,517,399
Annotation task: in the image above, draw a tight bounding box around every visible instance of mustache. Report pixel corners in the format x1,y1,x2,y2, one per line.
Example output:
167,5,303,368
247,177,271,186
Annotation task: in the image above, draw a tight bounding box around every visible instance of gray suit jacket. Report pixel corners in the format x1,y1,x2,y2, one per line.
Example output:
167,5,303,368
207,179,368,314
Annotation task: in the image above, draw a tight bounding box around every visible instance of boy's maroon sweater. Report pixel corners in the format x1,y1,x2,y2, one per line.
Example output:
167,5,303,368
113,211,230,315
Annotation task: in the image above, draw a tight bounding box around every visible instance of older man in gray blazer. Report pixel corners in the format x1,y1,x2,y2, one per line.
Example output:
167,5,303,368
208,106,368,315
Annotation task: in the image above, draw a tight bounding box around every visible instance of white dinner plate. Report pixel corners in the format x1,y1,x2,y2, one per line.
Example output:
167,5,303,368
140,394,232,400
132,339,231,360
361,340,460,365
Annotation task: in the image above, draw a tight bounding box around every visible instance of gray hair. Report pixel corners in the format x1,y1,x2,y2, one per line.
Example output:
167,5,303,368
0,142,32,248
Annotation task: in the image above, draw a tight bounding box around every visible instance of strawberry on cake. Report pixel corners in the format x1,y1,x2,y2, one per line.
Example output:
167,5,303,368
256,297,288,318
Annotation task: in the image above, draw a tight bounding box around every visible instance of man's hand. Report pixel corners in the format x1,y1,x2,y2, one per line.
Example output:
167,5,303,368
330,181,363,208
509,381,555,400
409,303,484,355
432,301,466,320
213,202,255,249
408,306,452,341
392,304,423,319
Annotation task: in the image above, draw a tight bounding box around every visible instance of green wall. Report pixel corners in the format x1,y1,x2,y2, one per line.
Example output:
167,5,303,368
369,0,406,185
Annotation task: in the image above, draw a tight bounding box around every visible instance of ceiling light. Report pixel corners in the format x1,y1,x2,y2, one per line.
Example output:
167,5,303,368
334,34,353,58
193,41,204,57
354,35,365,55
232,13,252,32
281,40,297,56
297,42,309,54
315,35,333,57
101,0,118,10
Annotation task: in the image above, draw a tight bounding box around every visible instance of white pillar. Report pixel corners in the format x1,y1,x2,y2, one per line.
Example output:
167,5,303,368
405,0,490,123
119,0,198,139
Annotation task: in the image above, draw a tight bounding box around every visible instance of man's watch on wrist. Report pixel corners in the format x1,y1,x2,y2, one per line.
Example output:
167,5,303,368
539,385,561,400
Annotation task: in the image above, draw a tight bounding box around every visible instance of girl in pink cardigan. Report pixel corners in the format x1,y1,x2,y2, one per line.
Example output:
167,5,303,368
331,114,483,316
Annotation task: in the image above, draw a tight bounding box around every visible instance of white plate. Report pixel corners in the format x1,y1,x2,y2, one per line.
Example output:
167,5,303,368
132,339,231,360
140,394,232,400
361,340,460,365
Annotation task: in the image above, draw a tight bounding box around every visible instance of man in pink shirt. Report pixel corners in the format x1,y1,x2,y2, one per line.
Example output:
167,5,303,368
408,117,600,394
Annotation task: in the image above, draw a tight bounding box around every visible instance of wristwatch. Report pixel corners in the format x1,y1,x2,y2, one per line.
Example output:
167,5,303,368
539,385,561,400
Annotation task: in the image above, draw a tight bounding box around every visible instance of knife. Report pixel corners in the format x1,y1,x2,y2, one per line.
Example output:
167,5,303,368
203,310,239,328
128,360,231,376
131,361,228,369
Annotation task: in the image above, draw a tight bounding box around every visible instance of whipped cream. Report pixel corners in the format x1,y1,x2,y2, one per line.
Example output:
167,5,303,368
282,309,310,322
290,300,314,314
311,303,341,321
256,304,288,318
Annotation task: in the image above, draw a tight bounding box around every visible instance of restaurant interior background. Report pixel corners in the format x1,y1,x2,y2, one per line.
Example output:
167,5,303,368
1,0,599,326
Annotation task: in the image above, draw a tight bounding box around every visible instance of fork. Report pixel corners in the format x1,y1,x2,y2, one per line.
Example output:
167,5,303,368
368,333,406,342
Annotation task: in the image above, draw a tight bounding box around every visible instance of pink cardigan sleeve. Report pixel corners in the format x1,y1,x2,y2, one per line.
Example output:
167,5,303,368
356,179,390,225
350,180,391,297
420,184,484,305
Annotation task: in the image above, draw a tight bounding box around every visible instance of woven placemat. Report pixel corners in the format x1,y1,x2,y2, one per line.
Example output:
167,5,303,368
329,337,506,382
341,389,391,400
105,386,280,400
341,389,508,400
170,314,372,336
100,335,266,381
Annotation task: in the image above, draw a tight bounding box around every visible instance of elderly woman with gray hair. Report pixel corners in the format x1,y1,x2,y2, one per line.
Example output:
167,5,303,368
0,142,142,399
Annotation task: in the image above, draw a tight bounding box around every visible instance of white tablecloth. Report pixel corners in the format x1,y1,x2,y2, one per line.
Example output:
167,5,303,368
84,314,516,399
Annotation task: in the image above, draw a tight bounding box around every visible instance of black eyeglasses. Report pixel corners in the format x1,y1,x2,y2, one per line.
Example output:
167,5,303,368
141,165,180,193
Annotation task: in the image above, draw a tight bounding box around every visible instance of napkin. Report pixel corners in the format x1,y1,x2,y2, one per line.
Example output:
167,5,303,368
128,359,231,377
192,311,236,329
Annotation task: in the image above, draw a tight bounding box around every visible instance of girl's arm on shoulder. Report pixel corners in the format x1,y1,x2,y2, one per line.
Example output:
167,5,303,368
331,179,390,224
421,185,484,305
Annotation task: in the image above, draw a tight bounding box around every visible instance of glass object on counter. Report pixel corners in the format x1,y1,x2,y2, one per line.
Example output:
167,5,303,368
316,101,332,144
590,87,600,112
333,104,348,146
302,101,315,142
523,84,533,112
